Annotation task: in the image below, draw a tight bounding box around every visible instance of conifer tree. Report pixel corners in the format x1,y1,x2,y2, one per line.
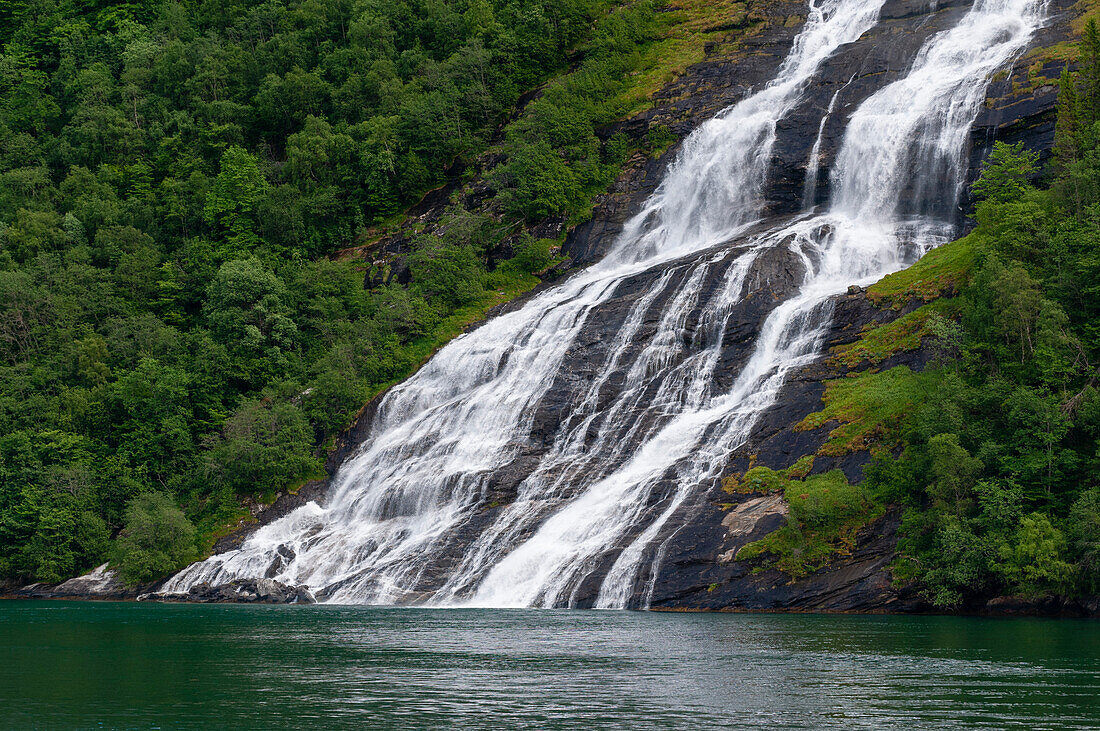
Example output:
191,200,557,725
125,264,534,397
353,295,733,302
1055,66,1082,213
1055,66,1080,169
1080,19,1100,123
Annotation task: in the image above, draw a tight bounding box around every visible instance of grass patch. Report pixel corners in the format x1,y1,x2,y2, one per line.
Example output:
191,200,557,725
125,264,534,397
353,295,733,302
868,235,978,308
735,468,884,580
796,366,937,457
723,455,815,494
1073,0,1100,36
616,0,765,116
192,501,254,557
830,299,957,368
1015,0,1099,87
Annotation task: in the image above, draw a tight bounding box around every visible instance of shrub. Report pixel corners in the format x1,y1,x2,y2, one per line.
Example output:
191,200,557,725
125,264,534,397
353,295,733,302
111,492,196,585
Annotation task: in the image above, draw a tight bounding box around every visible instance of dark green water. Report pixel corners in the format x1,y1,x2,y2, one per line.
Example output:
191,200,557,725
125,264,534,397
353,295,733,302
3,601,1100,729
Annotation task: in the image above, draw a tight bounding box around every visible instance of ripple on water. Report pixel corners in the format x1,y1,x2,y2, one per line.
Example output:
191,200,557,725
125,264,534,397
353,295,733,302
2,603,1100,729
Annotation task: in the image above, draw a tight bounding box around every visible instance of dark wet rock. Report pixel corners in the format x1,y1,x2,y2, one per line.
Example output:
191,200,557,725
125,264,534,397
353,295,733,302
770,0,975,217
983,594,1100,618
651,508,923,613
153,579,316,605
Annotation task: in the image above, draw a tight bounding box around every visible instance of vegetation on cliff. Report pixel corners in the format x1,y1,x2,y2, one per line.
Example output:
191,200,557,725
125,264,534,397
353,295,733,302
745,25,1100,607
728,463,883,580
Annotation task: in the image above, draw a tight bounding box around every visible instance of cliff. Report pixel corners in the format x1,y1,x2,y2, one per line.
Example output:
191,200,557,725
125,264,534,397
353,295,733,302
13,0,1094,613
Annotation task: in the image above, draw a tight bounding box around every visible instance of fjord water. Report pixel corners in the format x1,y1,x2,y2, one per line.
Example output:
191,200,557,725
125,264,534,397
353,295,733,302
166,0,1044,606
4,602,1100,730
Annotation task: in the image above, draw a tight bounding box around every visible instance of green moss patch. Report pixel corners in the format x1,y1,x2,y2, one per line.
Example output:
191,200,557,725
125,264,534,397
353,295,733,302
796,366,936,457
868,235,978,308
617,0,765,116
723,455,815,494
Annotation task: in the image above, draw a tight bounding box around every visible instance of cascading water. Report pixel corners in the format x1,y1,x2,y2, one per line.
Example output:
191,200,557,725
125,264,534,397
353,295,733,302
166,0,1046,607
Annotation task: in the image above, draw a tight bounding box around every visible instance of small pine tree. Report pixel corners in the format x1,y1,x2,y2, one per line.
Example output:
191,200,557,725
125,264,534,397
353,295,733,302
1080,19,1100,124
1054,66,1081,172
1055,66,1084,215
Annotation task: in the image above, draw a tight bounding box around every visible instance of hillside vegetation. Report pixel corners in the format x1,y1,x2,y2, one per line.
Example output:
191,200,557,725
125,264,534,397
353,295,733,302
0,0,746,585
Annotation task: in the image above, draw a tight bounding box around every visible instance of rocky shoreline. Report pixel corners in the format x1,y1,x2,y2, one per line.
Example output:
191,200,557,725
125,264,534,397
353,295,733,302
6,572,1098,617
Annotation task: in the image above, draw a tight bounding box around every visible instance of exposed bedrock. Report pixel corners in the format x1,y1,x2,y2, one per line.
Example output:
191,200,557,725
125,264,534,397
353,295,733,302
645,288,933,612
644,0,1081,614
317,234,814,601
567,0,1077,270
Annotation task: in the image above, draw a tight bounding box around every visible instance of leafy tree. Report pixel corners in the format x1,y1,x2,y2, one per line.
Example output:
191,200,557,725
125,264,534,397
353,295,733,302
204,146,271,255
998,513,1072,596
205,400,320,495
111,492,196,585
205,258,299,384
1070,487,1100,592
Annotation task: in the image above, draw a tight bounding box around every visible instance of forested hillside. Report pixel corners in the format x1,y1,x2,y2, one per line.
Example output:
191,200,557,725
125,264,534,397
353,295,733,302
873,34,1100,605
0,0,710,585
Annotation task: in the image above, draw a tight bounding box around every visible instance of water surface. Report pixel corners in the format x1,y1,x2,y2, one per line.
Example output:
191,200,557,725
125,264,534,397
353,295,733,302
3,601,1099,729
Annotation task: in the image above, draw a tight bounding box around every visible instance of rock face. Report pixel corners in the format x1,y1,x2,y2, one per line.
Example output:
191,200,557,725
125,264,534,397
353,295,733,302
644,0,1080,614
10,563,136,601
153,579,316,605
102,0,1083,611
645,287,936,613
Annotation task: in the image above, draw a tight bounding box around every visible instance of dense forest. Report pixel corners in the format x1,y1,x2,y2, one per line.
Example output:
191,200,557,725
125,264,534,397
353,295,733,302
0,0,682,584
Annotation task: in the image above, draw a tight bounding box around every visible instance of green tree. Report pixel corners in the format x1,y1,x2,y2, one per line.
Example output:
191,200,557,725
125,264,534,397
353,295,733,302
1055,66,1081,178
1080,19,1100,124
205,258,299,383
1070,487,1100,592
998,513,1073,595
205,400,320,495
971,141,1039,205
111,492,196,585
925,433,982,515
203,146,271,255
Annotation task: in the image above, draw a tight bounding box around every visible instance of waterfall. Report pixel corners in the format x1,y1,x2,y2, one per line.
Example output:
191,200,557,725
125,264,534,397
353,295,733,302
165,0,1045,607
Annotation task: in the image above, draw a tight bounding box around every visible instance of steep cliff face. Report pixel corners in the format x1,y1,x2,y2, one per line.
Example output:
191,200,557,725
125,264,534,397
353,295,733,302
643,0,1084,614
19,0,1086,609
647,285,939,612
209,0,1079,609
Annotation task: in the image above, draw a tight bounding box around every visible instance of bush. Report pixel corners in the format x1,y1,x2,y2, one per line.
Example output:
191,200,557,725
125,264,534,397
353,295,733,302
111,492,196,585
205,400,322,496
